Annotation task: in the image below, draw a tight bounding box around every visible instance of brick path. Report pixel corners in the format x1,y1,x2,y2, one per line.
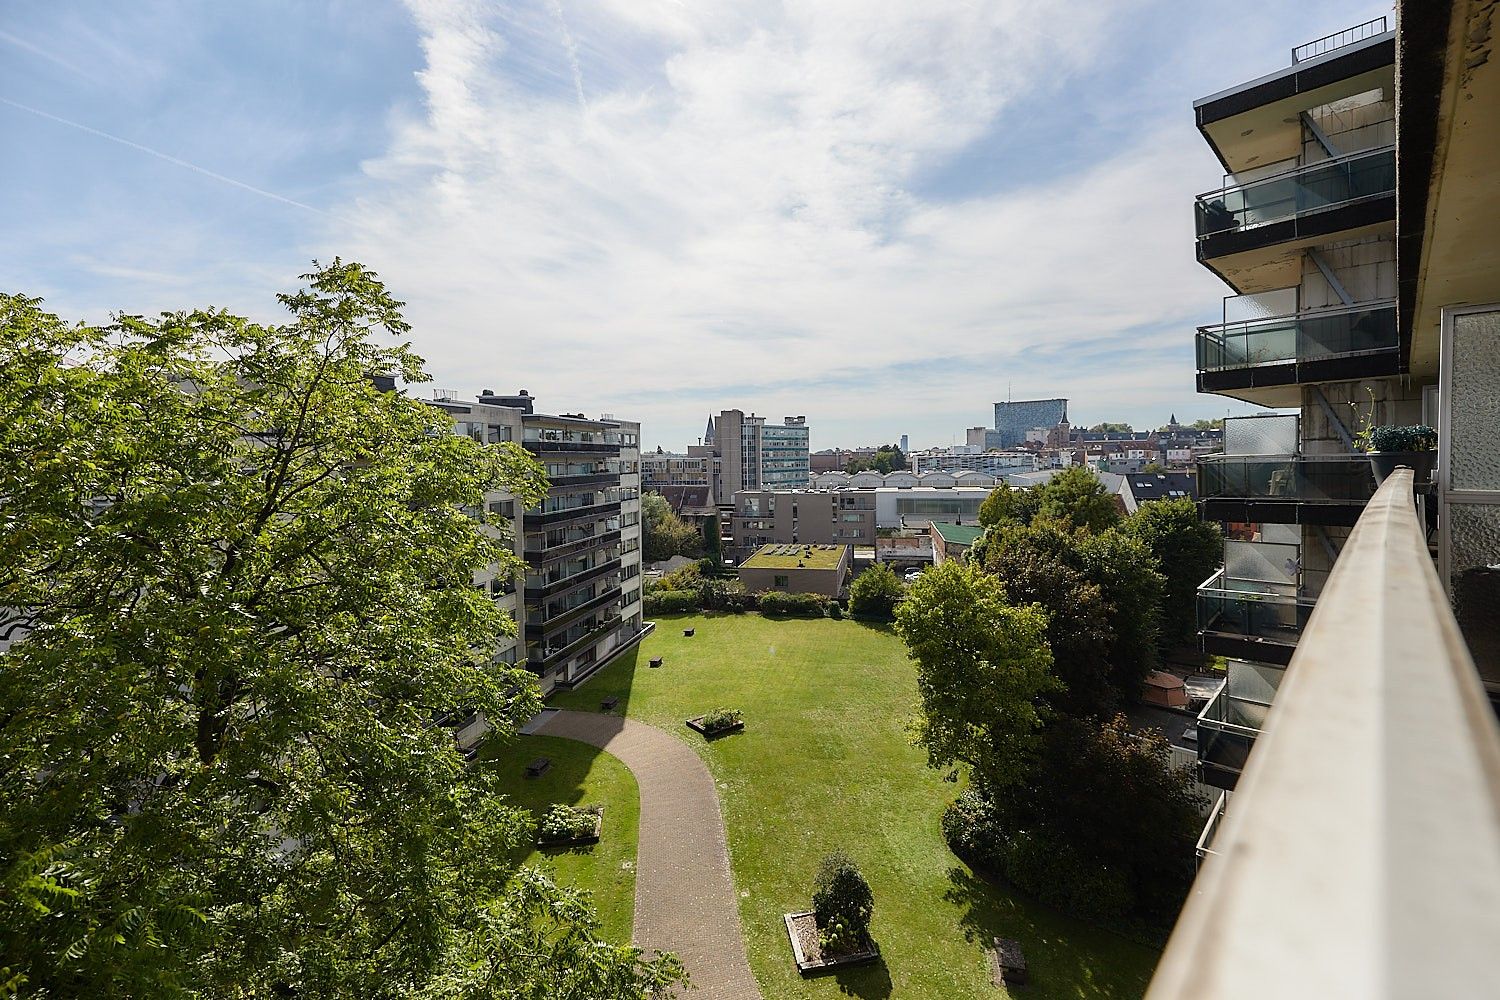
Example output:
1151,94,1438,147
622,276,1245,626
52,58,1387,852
535,710,763,1000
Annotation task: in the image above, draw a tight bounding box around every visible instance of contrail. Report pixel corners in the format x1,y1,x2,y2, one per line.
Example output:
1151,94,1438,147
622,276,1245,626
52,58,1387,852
545,0,587,113
0,96,329,216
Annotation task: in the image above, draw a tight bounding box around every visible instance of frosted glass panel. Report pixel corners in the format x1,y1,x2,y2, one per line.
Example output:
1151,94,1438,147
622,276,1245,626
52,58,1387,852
1450,504,1500,688
1224,414,1298,456
1224,287,1298,324
1225,539,1300,589
1450,310,1500,491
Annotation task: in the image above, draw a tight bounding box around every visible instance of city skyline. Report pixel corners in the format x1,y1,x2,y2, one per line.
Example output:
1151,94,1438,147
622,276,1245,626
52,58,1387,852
2,0,1386,449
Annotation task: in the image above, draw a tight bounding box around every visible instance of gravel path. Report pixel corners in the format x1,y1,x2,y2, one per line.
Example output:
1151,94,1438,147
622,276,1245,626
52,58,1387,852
534,710,763,1000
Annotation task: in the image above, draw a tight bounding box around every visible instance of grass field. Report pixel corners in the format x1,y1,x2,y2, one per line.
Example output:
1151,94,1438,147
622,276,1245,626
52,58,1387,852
549,612,1160,999
478,733,639,944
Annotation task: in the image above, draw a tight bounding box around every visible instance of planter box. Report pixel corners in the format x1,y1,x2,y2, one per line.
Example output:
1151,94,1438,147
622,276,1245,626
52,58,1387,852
784,911,879,975
686,715,745,739
537,806,603,847
1369,450,1435,485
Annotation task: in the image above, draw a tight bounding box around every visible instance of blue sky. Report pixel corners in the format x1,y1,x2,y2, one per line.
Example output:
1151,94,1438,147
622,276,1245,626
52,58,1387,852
1,0,1391,450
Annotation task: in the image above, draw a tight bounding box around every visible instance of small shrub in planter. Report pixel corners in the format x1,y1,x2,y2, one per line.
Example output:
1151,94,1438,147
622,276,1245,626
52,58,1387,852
812,851,874,954
538,804,599,843
1366,424,1437,453
701,707,742,733
1364,424,1437,484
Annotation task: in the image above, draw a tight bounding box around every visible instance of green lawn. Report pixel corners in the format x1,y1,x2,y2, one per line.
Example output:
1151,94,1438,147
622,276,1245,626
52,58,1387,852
550,612,1159,999
477,734,639,944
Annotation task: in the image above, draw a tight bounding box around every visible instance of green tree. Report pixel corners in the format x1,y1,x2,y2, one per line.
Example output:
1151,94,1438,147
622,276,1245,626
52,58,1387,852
641,491,702,563
1035,466,1122,533
844,444,905,475
848,563,904,620
1191,418,1224,431
894,561,1056,793
1123,497,1222,648
977,484,1040,530
1087,422,1133,433
1141,462,1166,474
980,519,1164,708
0,266,681,998
989,715,1206,920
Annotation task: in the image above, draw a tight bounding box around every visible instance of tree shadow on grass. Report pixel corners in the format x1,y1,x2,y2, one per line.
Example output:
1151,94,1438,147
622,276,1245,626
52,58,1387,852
941,865,1159,999
830,956,893,1000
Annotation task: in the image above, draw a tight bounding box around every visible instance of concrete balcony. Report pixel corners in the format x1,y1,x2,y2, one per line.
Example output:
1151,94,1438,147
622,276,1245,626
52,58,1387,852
1147,470,1500,998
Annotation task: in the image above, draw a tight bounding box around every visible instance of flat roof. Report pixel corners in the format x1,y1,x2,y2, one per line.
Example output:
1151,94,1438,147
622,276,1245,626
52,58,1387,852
741,543,847,570
930,522,984,546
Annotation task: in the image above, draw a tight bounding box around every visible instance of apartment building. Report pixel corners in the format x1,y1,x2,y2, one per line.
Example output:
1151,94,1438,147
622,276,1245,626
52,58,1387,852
698,410,812,503
1186,17,1409,790
641,450,714,490
429,390,646,696
1151,7,1500,993
728,484,995,559
908,448,1038,476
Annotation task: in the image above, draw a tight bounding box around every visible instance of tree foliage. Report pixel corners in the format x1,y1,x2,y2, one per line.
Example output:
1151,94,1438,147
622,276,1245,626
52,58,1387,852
844,445,905,475
985,716,1206,920
977,485,1039,530
1122,498,1222,648
641,491,702,563
1087,422,1133,433
0,265,682,998
894,561,1056,793
1034,466,1122,533
847,563,903,620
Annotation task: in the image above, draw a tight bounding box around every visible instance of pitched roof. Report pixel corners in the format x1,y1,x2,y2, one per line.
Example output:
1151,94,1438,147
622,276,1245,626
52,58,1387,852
1124,472,1198,502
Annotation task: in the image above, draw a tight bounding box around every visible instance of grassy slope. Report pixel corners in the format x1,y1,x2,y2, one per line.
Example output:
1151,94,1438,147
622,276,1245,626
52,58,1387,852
550,612,1159,999
477,733,639,944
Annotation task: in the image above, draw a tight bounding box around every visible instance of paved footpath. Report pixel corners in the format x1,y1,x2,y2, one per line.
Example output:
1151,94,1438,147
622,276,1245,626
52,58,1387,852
535,710,763,1000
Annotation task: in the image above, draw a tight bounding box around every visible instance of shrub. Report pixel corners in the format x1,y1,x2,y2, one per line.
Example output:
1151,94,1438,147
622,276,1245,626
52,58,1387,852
940,790,1006,871
848,563,904,620
1367,424,1437,452
999,829,1133,921
696,556,720,577
700,707,742,732
812,851,874,953
539,804,597,841
658,564,704,591
757,591,829,617
828,602,843,620
643,589,699,614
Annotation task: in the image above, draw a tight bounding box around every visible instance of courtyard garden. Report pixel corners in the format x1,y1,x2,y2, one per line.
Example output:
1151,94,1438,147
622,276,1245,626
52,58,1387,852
543,612,1160,999
477,733,639,944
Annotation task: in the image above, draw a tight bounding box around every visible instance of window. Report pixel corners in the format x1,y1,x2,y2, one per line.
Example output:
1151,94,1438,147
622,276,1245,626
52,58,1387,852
489,499,515,518
774,575,789,588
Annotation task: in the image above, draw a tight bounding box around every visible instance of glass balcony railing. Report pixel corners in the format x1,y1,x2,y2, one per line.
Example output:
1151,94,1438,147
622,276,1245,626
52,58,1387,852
1196,301,1397,373
1195,145,1395,239
1195,678,1264,784
1197,455,1376,505
1197,569,1316,646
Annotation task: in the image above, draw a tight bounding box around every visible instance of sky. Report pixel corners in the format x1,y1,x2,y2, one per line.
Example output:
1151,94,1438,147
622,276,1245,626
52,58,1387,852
1,0,1392,451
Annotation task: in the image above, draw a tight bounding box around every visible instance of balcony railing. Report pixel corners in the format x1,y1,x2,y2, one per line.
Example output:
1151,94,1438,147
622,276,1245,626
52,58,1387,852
1195,146,1395,240
1291,16,1388,63
1197,455,1375,505
1146,470,1500,998
533,614,624,668
1194,675,1266,790
1196,301,1398,373
1197,568,1316,661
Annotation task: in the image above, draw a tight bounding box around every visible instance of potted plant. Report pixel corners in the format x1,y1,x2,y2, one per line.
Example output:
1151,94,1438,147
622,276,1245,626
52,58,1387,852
783,851,879,973
1363,424,1437,485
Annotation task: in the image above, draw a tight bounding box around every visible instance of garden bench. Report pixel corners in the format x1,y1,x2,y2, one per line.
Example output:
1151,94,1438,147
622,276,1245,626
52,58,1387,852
524,757,551,779
683,628,695,637
601,695,619,711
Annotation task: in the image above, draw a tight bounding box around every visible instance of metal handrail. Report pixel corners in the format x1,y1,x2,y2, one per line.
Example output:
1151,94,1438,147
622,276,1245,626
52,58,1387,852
1291,16,1388,63
1193,143,1394,203
1147,469,1500,998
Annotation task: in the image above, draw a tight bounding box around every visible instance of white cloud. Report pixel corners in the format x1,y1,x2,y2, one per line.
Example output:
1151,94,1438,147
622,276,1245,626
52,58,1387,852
328,0,1236,447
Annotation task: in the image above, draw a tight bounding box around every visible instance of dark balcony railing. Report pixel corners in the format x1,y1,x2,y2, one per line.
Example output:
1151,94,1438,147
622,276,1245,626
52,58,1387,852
526,585,624,639
1195,146,1395,240
1197,455,1376,505
527,500,622,528
524,557,622,600
1196,301,1398,373
1290,15,1388,63
523,529,621,567
1195,677,1265,790
523,439,621,456
546,472,617,490
534,614,623,668
1197,569,1317,655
